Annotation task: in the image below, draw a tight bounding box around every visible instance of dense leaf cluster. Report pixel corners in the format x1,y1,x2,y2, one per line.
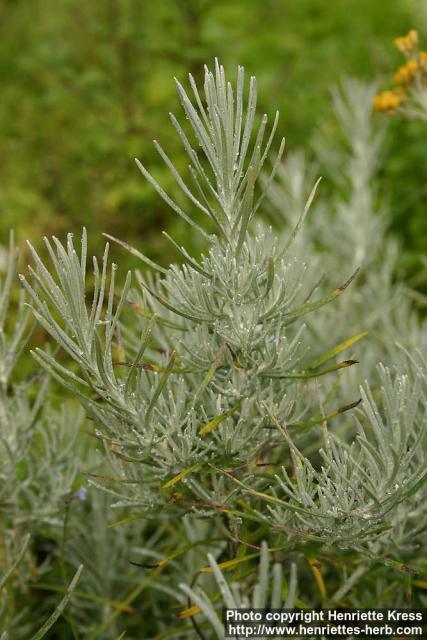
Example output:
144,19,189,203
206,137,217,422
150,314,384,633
1,62,427,639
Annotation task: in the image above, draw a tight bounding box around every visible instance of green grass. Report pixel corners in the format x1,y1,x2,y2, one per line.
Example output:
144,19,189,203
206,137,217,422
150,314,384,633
0,0,425,276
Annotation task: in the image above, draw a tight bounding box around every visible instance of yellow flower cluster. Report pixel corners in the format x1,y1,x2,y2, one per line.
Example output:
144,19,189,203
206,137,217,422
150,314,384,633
373,30,427,114
394,29,419,54
394,58,419,85
373,88,405,113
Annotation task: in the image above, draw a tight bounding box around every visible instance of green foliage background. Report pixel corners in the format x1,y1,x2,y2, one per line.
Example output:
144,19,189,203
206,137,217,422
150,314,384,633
0,0,426,271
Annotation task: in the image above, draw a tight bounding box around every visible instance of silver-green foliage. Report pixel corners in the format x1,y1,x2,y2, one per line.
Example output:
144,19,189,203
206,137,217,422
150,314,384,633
20,62,366,519
263,79,427,554
17,61,427,634
0,236,87,638
0,234,85,535
268,363,427,549
180,542,297,640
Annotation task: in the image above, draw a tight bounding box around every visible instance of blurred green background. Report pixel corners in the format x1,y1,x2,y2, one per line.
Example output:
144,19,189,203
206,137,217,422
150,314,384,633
0,0,426,273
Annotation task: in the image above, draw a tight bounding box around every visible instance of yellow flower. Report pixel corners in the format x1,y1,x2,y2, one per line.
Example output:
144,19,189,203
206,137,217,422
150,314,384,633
394,30,419,54
419,51,427,71
373,89,405,113
394,58,419,85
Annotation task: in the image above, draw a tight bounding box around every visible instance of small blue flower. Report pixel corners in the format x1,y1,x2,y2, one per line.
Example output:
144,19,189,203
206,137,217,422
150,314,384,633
75,486,87,501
